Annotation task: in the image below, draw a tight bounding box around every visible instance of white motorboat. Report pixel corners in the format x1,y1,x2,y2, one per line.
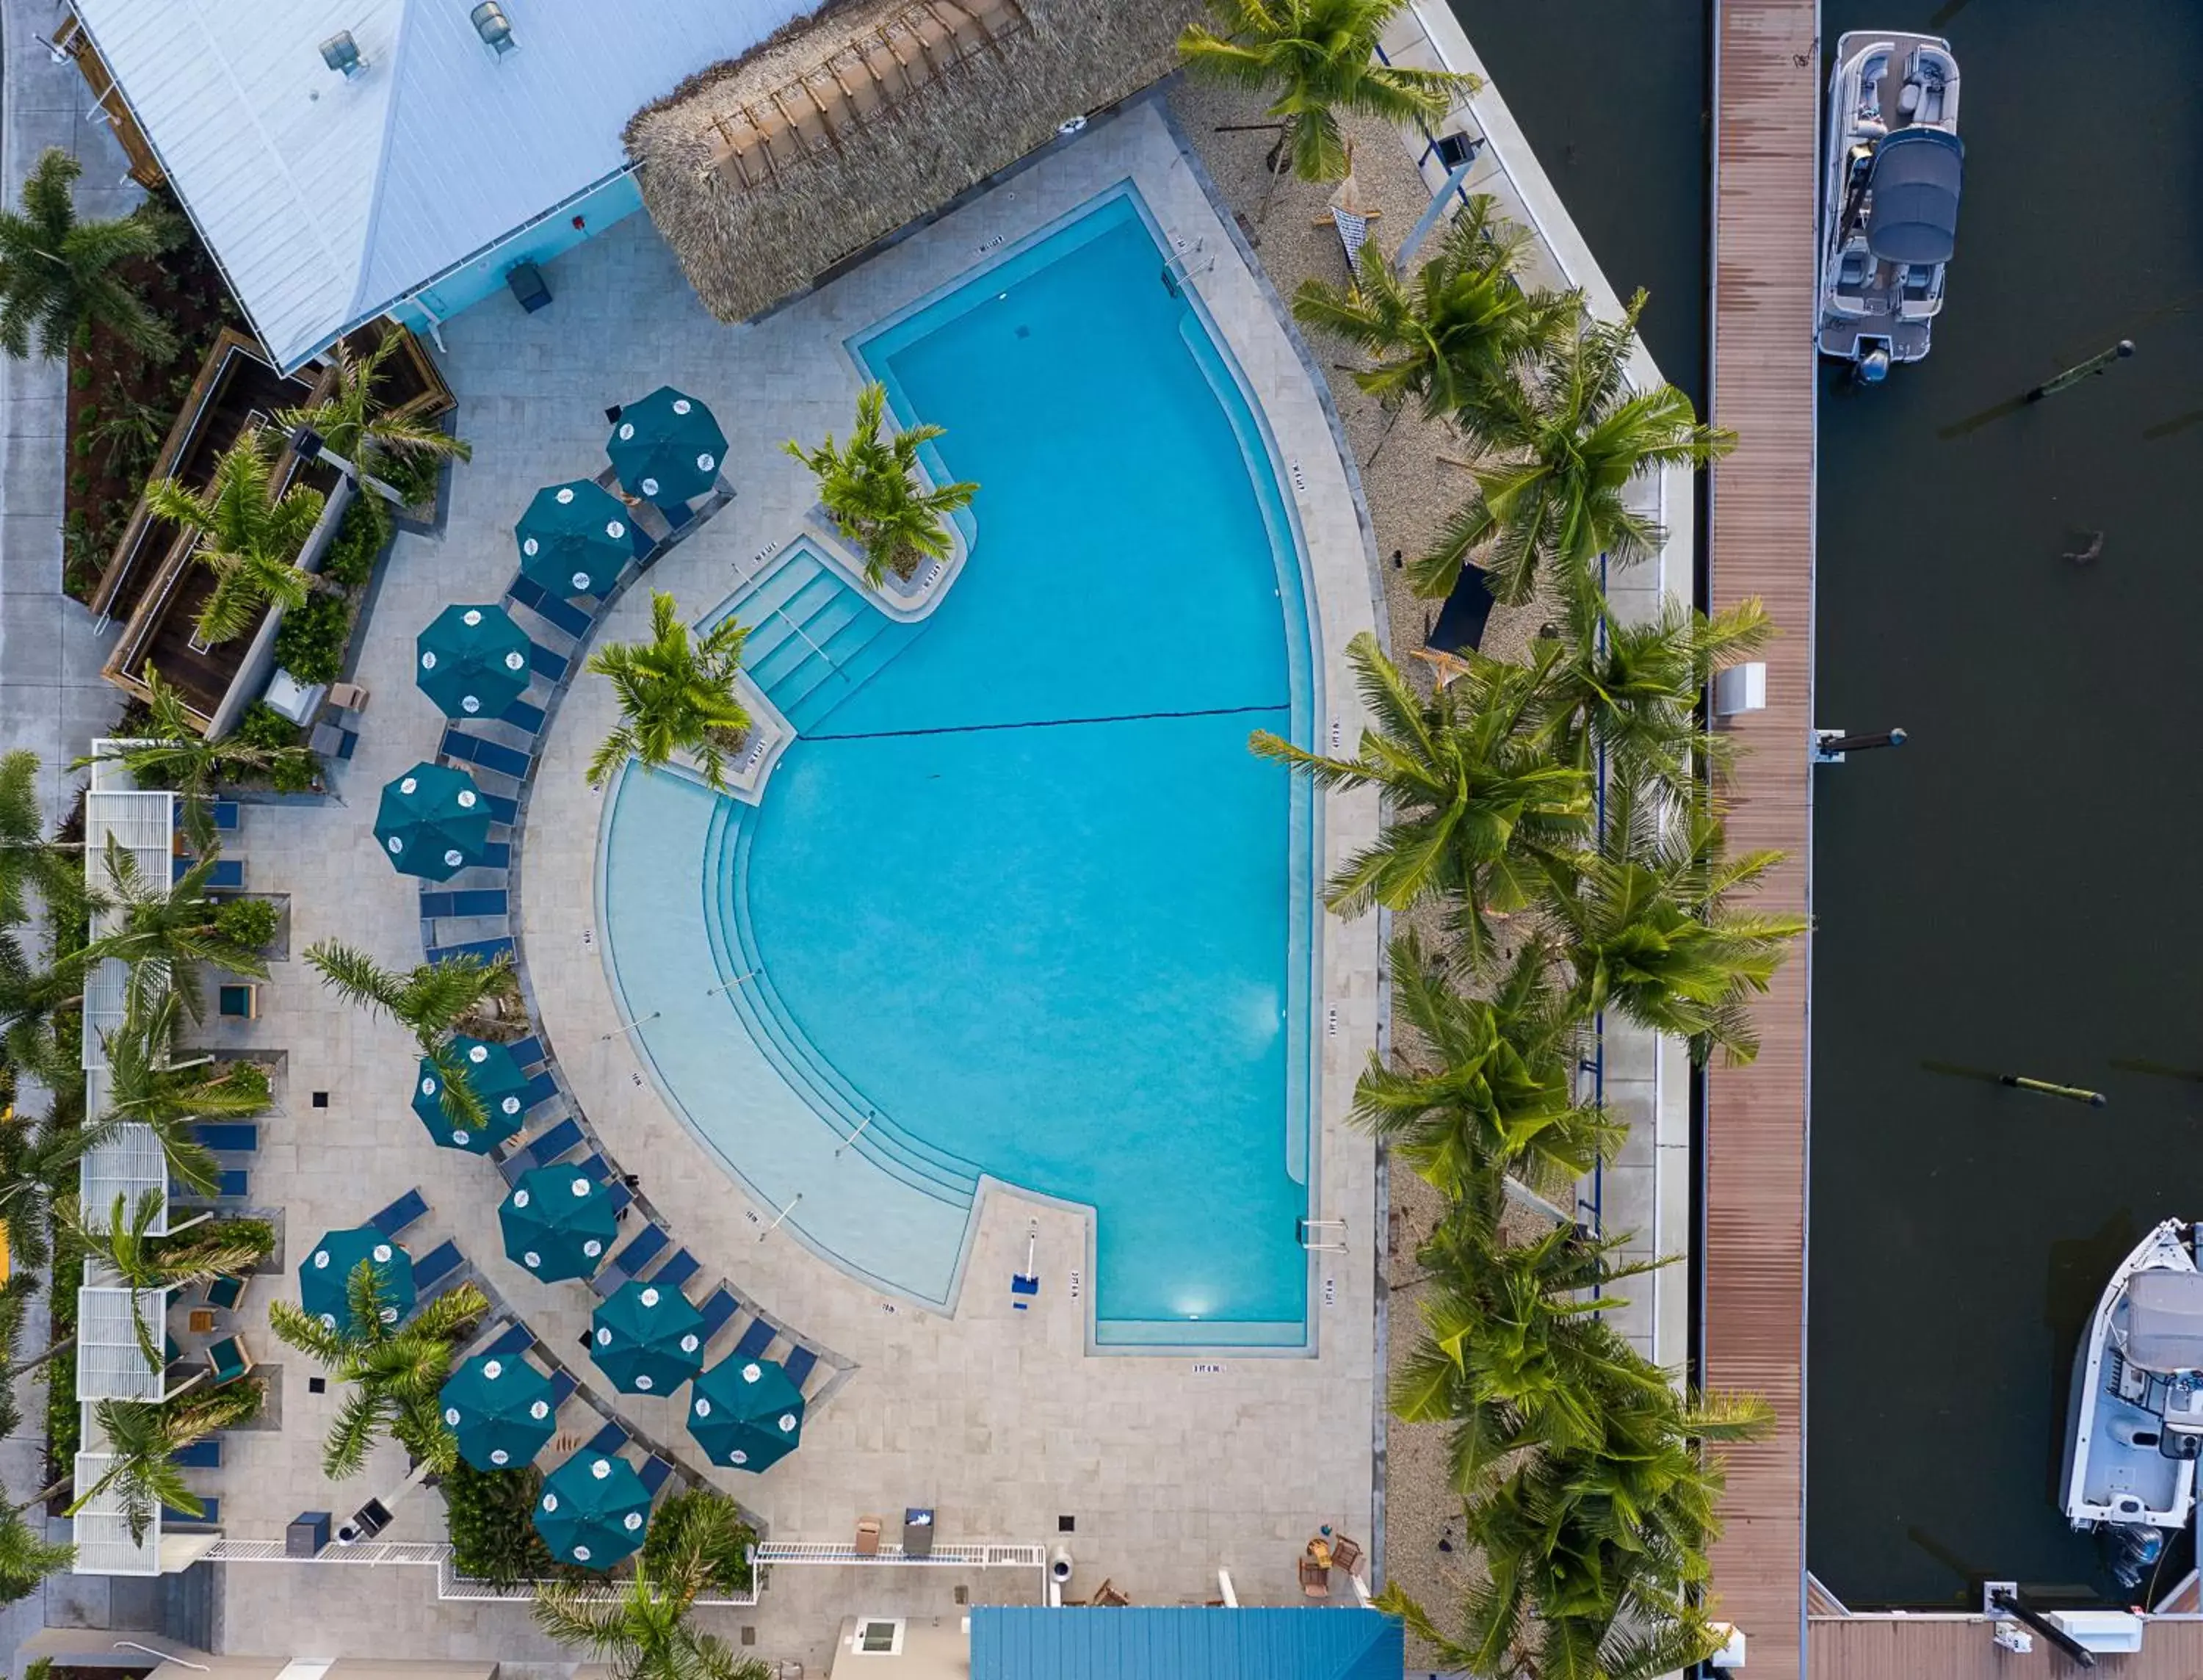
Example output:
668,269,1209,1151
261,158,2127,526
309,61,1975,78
2061,1220,2203,1537
1817,31,1964,380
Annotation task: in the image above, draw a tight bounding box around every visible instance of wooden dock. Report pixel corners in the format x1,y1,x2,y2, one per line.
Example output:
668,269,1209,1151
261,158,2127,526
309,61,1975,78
1704,2,1820,1676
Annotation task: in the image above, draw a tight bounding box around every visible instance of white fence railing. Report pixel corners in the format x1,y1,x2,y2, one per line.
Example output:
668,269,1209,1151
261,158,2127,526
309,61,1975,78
198,1537,761,1605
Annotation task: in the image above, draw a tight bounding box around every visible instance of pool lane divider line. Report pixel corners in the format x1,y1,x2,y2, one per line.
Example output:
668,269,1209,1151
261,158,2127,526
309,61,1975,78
802,700,1293,743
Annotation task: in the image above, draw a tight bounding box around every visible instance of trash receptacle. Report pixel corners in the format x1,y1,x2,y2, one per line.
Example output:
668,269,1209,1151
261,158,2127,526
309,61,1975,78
287,1510,331,1557
903,1507,935,1558
507,261,551,313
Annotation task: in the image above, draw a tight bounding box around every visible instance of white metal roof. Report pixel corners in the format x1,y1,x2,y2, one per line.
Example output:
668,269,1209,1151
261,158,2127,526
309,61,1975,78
70,1454,162,1576
71,0,815,370
76,1280,176,1402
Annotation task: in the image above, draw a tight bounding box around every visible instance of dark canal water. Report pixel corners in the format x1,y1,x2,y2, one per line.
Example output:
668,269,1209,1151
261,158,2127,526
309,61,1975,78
1457,0,2203,1612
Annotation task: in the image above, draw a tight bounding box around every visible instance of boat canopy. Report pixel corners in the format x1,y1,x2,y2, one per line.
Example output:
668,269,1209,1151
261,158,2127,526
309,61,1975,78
1865,128,1964,264
2129,1269,2203,1372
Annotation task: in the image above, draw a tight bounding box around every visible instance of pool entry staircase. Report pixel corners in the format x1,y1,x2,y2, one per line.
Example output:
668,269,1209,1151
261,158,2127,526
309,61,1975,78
701,544,983,1212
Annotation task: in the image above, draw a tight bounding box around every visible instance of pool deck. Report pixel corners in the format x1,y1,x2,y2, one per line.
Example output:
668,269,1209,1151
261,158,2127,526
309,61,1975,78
173,98,1386,1668
1705,1,1818,1675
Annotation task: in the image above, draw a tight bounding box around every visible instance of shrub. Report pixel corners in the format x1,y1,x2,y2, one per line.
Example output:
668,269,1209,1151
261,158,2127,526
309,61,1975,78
380,450,444,510
198,1214,276,1260
444,1460,559,1591
272,593,352,686
211,897,279,952
643,1487,756,1596
70,366,89,390
67,471,87,497
236,702,302,753
320,494,390,592
209,1061,272,1112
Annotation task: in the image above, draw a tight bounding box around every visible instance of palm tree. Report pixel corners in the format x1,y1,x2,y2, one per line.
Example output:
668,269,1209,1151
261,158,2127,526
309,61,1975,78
92,989,262,1198
275,331,470,480
1418,292,1734,607
269,1268,488,1478
0,148,176,362
1538,773,1806,1065
1251,631,1591,966
784,383,977,589
0,750,70,931
1179,0,1476,192
586,591,753,793
1530,580,1773,794
0,1092,92,1275
534,1495,774,1680
304,940,517,1131
1392,1203,1671,1500
1388,1381,1771,1680
76,839,270,1021
1354,933,1621,1202
1293,196,1571,421
145,430,325,645
0,1505,73,1600
59,1190,272,1369
68,1383,260,1543
86,667,322,847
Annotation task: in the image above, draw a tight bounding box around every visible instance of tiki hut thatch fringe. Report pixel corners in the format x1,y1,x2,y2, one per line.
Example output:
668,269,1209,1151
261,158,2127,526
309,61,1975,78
625,0,1204,324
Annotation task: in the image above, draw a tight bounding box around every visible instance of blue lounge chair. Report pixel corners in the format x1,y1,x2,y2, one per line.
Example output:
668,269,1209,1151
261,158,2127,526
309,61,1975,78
585,1419,629,1456
697,1289,741,1345
731,1318,775,1361
162,1497,218,1527
481,1321,535,1359
169,1438,221,1469
496,1116,584,1185
519,1069,559,1111
206,1336,252,1386
651,1249,701,1295
781,1346,818,1391
369,1188,429,1238
421,888,510,920
595,1224,668,1295
500,698,546,734
176,856,245,889
427,935,514,966
480,841,513,870
639,1455,675,1496
205,1275,247,1312
546,1368,579,1408
507,1035,546,1070
412,1239,463,1292
173,802,240,833
574,1154,634,1214
528,641,570,682
191,1123,258,1153
441,729,533,781
480,790,520,827
214,1167,249,1199
507,573,593,640
655,499,697,532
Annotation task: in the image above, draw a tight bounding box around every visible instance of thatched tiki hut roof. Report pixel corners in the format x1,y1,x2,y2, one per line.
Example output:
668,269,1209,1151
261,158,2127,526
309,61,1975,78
626,0,1202,322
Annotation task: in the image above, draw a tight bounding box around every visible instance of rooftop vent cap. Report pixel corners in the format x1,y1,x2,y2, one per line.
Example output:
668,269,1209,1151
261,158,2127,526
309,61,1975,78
319,31,363,77
470,3,516,56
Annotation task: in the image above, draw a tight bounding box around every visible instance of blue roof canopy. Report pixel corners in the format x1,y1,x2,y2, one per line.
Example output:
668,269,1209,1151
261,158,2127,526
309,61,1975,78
1867,128,1964,264
970,1607,1403,1680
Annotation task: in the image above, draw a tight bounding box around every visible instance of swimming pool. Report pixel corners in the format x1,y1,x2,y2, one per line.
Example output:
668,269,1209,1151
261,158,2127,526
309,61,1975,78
601,186,1321,1346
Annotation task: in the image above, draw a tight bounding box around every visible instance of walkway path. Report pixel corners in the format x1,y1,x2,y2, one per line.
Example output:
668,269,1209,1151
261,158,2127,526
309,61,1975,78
1704,3,1818,1676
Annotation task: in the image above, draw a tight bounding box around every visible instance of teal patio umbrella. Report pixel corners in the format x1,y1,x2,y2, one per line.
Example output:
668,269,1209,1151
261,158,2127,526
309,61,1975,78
416,603,531,721
590,1279,706,1395
516,479,632,598
687,1354,804,1472
412,1036,532,1154
499,1164,618,1283
533,1450,651,1569
300,1225,416,1335
607,386,725,505
374,761,490,881
440,1352,558,1471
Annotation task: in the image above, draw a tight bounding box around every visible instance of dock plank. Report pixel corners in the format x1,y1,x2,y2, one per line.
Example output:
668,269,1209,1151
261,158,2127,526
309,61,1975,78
1707,2,1819,1676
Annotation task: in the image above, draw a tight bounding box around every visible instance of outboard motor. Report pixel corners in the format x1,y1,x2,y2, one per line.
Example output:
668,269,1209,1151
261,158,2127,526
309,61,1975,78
2105,1521,2166,1593
1853,345,1892,385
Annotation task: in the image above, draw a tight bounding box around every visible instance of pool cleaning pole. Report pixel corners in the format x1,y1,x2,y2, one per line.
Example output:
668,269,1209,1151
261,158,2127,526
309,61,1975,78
2026,338,2135,402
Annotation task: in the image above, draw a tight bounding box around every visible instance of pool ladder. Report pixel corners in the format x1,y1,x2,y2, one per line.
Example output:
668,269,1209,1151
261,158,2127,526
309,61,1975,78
1162,238,1214,297
1298,1217,1348,1253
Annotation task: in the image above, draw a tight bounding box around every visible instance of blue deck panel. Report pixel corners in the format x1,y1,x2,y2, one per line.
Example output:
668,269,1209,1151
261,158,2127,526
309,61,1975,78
969,1607,1402,1680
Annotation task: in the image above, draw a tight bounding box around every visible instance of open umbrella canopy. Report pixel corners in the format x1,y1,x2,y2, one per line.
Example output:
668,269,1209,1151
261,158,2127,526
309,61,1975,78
411,1035,532,1155
534,1450,651,1569
687,1354,804,1472
590,1279,707,1395
440,1352,558,1471
300,1225,416,1335
499,1164,618,1283
516,479,633,599
607,386,725,505
374,761,491,881
416,603,532,721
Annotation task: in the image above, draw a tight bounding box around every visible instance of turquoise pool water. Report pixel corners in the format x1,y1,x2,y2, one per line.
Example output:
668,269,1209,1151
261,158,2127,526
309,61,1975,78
601,187,1320,1345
